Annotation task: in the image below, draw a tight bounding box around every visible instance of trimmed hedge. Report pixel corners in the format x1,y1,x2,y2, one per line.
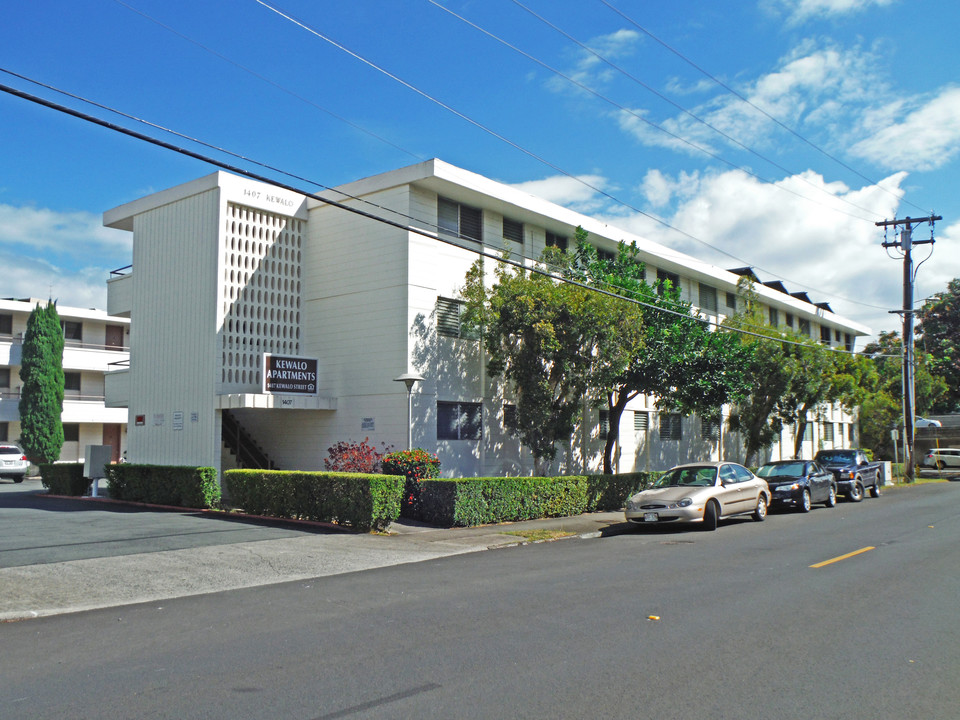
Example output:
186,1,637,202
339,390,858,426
39,462,92,496
105,464,221,509
223,470,404,532
585,472,656,511
416,476,587,527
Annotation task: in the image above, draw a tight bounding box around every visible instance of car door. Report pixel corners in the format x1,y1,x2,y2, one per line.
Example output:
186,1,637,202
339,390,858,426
807,462,830,502
714,464,743,517
731,464,763,513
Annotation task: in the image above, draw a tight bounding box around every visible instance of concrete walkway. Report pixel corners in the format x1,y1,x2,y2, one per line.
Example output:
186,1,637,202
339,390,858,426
0,483,628,622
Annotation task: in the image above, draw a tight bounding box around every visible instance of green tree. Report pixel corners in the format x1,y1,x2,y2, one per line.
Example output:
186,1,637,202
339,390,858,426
918,277,960,412
18,300,65,464
462,249,643,474
555,231,750,472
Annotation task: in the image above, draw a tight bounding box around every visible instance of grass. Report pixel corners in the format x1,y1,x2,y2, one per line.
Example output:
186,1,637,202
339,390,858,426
501,529,576,543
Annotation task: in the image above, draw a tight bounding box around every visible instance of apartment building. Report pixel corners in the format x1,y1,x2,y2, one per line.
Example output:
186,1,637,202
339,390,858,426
103,160,869,478
0,298,129,464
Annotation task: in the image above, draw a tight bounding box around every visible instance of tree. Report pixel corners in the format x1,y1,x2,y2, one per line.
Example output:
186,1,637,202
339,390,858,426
462,250,642,474
18,300,65,464
537,228,749,473
918,277,960,412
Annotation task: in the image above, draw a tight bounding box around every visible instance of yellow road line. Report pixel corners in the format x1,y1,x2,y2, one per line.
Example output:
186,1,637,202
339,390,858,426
810,546,875,568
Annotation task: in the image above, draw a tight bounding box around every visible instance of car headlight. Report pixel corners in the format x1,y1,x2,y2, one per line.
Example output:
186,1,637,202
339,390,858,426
673,498,693,508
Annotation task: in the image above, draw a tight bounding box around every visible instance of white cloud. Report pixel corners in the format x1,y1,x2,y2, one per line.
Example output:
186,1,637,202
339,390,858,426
0,204,129,309
547,29,641,94
849,87,960,171
510,174,611,214
640,169,701,208
764,0,899,25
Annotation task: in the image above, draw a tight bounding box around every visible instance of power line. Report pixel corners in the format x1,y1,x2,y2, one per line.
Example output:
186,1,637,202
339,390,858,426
255,0,894,313
595,0,930,216
0,79,868,356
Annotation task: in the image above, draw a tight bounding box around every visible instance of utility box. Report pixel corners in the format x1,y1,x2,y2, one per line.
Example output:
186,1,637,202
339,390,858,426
84,445,113,497
879,460,893,486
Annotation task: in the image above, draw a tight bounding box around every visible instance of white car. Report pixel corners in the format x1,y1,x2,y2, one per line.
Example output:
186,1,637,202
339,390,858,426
921,448,960,469
915,417,942,428
625,462,771,531
0,444,30,482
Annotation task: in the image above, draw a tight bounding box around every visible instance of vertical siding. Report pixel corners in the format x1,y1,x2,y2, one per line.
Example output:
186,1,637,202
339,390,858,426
127,189,221,467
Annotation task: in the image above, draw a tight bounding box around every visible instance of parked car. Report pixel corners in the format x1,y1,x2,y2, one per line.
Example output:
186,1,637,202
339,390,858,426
920,448,960,469
625,462,771,531
813,449,882,501
915,417,942,428
0,444,30,482
756,460,837,512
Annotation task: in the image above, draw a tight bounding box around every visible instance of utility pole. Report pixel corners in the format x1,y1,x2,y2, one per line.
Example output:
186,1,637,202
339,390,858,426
876,215,940,481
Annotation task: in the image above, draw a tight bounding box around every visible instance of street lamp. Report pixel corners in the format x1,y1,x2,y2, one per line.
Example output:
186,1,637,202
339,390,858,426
393,372,424,450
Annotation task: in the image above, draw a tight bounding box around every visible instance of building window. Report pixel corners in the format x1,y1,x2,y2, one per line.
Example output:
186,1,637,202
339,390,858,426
0,421,7,442
823,422,835,442
0,368,9,389
802,423,813,441
845,333,854,352
438,197,482,242
725,292,736,311
701,417,720,441
106,325,125,349
820,326,831,345
699,283,718,313
785,313,794,328
502,218,523,245
848,423,855,442
799,318,810,336
769,307,779,326
438,401,482,440
656,269,680,296
0,314,11,335
62,321,83,343
63,423,80,442
659,413,682,441
597,247,616,263
64,372,81,392
599,409,609,436
503,404,518,436
634,411,648,432
435,297,477,339
546,232,568,252
834,329,841,342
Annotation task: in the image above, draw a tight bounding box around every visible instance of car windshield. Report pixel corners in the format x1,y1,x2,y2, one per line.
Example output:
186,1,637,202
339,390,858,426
653,466,717,487
817,451,855,464
757,462,804,478
0,445,21,454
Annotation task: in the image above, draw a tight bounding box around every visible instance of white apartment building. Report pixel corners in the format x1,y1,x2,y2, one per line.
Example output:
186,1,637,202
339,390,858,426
0,298,129,463
103,160,869,479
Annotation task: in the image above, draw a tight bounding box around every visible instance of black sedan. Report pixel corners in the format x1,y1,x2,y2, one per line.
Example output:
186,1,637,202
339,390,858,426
756,460,837,512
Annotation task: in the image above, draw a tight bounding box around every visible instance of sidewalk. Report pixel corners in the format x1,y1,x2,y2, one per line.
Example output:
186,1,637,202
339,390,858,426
0,493,630,622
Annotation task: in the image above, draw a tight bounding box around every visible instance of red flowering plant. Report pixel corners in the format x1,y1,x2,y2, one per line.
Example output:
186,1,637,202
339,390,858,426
324,438,393,474
382,449,441,517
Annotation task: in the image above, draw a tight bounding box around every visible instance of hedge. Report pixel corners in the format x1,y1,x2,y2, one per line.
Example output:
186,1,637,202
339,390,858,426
585,472,657,511
39,462,91,496
223,469,404,532
105,464,220,509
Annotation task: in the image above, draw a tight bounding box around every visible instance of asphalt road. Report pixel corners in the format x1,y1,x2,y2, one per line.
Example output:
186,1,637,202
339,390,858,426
1,480,957,719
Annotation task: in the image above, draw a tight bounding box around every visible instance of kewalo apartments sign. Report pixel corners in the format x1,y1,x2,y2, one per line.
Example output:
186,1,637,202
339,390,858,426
262,354,319,396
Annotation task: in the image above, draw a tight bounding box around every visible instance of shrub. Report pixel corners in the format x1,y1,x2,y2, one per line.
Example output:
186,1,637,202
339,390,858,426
585,472,657,511
324,438,392,474
383,449,441,517
223,470,403,532
105,464,221,509
39,462,91,496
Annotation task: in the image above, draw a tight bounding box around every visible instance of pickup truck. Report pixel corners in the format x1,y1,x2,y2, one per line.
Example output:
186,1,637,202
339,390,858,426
813,449,882,502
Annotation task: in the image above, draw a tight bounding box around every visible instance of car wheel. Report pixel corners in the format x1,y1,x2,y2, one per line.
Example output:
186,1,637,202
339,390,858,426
936,460,945,470
869,474,881,498
849,481,864,502
824,485,837,508
753,495,768,522
799,489,812,513
702,500,719,531
13,476,24,484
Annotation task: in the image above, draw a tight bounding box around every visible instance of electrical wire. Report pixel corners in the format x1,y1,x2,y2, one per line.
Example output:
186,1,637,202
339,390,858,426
0,79,869,355
255,0,896,312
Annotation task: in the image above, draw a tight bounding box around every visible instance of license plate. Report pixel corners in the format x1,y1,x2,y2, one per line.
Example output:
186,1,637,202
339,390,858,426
644,512,659,522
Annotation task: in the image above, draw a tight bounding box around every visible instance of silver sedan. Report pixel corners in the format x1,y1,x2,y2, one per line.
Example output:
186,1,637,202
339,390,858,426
625,462,771,531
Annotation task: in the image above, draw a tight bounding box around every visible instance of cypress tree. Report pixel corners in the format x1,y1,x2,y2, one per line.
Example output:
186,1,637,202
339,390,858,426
18,300,65,464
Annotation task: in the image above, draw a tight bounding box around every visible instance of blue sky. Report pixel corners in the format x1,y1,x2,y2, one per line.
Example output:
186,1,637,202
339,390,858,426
1,0,958,341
